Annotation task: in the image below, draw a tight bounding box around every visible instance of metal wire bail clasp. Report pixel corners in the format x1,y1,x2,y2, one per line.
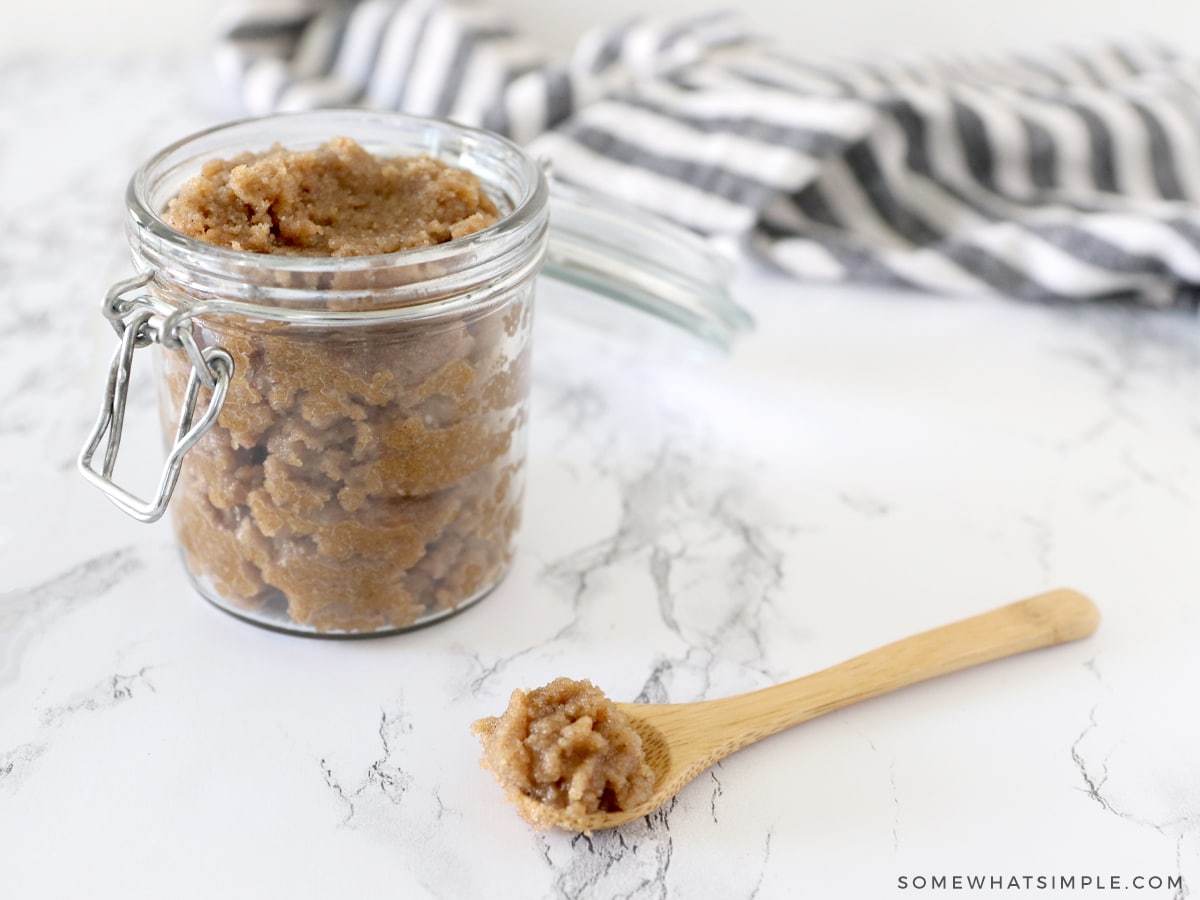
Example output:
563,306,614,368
78,272,233,523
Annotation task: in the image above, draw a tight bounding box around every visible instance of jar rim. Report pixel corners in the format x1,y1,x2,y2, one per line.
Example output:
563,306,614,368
126,110,549,316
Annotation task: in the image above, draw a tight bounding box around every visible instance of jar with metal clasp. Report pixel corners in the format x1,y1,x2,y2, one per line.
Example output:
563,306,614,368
79,111,749,636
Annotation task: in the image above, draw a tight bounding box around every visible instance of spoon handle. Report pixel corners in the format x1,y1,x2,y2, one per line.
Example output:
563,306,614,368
704,588,1099,755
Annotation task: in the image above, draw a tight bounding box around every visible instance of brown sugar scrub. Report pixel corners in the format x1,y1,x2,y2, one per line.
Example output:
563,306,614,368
472,678,656,829
158,137,532,633
165,136,499,255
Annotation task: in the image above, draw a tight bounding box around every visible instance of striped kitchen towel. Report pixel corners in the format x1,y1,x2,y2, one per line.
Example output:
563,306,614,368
216,0,1200,306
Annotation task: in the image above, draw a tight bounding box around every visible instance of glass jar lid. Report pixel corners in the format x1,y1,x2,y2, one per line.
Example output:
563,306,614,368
546,179,752,350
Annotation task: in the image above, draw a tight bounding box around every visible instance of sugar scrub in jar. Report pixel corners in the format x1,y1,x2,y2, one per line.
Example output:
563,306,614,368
83,112,544,635
79,111,747,637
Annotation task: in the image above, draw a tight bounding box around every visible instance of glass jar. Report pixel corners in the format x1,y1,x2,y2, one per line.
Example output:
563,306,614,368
79,111,748,637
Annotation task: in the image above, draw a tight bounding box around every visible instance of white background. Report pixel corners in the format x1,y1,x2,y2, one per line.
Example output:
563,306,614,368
3,0,1200,60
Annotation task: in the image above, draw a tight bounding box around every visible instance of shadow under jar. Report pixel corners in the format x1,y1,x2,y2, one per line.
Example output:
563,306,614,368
90,112,546,636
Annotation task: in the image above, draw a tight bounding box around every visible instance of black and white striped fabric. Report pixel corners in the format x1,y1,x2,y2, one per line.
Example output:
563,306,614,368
216,0,1200,305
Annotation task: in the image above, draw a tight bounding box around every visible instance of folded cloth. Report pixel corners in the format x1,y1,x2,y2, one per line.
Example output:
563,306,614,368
216,0,1200,306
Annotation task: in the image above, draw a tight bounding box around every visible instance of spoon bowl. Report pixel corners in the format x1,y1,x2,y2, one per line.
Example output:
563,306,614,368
514,588,1100,832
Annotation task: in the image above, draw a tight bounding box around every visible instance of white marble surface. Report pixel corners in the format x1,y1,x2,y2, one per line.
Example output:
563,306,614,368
2,60,1199,899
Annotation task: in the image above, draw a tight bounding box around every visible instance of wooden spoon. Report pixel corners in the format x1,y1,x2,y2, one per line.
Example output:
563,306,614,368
511,588,1100,832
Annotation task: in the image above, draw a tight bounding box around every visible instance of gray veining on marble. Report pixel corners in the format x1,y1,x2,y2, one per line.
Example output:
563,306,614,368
0,547,143,685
